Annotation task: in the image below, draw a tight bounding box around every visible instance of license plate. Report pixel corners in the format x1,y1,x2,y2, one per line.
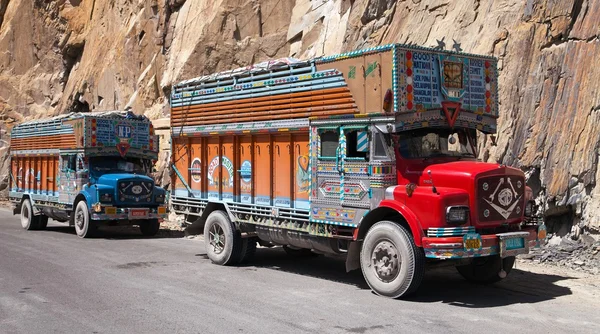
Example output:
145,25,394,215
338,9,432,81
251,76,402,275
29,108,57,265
105,207,117,215
463,233,482,251
505,237,525,250
129,209,148,219
157,207,166,215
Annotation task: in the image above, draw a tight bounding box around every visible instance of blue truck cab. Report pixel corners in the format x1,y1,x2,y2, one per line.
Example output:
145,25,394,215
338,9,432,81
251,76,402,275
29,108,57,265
9,111,168,238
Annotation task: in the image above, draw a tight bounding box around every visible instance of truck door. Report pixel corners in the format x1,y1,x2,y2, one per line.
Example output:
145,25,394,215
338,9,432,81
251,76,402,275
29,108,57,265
58,154,77,204
338,125,371,208
312,125,371,209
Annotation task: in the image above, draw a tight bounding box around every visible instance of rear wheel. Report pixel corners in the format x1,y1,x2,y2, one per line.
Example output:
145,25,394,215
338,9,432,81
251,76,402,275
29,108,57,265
140,219,160,236
456,255,515,284
38,216,49,230
203,211,243,265
74,201,96,238
360,221,425,299
238,238,257,264
20,199,40,230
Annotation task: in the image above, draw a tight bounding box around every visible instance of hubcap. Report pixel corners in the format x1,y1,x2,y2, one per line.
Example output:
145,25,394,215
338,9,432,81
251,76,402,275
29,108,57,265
75,208,85,229
371,241,401,282
21,204,29,228
209,224,225,254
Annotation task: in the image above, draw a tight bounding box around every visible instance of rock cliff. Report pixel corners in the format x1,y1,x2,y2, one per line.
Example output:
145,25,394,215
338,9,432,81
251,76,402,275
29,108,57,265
1,0,599,232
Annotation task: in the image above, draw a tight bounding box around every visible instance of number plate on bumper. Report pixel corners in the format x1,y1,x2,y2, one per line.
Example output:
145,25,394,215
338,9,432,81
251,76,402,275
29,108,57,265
129,209,149,220
497,232,530,258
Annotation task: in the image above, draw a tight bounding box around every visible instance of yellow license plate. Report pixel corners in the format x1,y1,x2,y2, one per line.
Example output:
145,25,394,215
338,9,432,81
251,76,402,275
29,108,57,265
105,207,117,215
465,239,481,249
157,207,166,214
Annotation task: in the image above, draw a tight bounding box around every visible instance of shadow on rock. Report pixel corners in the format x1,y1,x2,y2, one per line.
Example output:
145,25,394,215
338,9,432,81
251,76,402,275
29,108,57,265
243,248,574,307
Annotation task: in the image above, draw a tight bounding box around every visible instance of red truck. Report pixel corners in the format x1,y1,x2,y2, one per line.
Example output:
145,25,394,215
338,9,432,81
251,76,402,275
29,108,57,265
169,44,545,298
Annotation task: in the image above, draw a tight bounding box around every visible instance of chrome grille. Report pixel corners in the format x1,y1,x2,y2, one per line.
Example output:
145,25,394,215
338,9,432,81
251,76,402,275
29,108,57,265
427,226,475,238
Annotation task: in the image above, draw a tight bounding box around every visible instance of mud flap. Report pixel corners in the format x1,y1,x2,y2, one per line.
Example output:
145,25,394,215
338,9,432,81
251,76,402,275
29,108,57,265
345,241,362,272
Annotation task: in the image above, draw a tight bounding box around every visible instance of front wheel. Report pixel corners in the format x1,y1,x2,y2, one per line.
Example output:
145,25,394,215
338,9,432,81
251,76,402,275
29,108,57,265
74,201,96,238
140,219,160,236
360,221,425,299
456,255,515,284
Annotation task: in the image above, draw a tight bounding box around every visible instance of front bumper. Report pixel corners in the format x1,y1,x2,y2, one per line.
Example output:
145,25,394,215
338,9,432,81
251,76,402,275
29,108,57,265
91,206,168,221
422,224,545,259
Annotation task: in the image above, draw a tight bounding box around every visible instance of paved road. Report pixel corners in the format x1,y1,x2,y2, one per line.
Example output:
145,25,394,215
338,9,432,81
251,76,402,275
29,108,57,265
1,208,599,334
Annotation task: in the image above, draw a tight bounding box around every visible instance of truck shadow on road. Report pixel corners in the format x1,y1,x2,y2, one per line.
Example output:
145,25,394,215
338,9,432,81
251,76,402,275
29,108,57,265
44,224,185,239
248,248,574,307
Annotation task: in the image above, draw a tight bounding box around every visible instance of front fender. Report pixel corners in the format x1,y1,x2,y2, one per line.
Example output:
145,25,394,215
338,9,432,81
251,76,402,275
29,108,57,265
378,199,425,247
78,185,96,207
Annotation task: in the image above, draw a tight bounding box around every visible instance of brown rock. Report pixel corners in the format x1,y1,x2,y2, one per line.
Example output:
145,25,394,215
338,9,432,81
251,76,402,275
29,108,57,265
0,0,599,230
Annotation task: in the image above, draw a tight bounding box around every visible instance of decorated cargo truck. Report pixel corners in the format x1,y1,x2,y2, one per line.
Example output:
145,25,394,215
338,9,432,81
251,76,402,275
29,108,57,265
9,111,168,238
169,44,546,298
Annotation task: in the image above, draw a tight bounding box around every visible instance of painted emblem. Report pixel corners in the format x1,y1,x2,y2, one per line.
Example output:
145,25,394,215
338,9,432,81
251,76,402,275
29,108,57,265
207,156,234,187
296,155,309,194
483,177,522,219
191,158,202,183
132,185,143,195
498,188,513,207
240,160,252,183
116,121,133,139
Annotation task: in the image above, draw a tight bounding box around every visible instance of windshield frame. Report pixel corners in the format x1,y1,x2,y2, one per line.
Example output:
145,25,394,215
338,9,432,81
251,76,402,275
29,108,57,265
89,156,153,176
395,128,478,160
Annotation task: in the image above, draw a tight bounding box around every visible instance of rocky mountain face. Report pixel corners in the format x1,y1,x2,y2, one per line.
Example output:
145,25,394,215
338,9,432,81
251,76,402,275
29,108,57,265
1,0,599,234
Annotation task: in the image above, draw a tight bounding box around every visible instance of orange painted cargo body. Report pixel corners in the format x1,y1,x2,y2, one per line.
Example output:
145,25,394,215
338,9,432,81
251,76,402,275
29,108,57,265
172,133,310,209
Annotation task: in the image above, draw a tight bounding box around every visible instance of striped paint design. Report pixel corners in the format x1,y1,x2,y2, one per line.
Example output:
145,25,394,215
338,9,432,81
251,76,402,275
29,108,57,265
356,131,368,152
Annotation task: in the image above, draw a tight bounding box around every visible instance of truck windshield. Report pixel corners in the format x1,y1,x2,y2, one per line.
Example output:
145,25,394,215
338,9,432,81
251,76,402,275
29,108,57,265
397,128,476,159
89,157,152,175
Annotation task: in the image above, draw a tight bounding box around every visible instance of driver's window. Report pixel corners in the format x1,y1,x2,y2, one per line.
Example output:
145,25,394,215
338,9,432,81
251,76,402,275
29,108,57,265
61,155,76,172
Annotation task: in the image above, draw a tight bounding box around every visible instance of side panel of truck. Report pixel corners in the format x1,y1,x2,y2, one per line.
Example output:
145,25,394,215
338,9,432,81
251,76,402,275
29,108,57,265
172,132,310,209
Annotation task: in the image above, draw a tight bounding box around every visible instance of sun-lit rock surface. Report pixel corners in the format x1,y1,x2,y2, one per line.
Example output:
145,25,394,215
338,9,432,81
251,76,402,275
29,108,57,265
1,0,599,230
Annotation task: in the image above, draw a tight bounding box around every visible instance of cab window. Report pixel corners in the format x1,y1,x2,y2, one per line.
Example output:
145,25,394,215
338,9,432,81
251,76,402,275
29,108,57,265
319,130,338,159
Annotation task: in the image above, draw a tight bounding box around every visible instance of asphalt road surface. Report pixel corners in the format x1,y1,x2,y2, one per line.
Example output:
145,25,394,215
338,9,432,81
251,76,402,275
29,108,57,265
1,208,599,334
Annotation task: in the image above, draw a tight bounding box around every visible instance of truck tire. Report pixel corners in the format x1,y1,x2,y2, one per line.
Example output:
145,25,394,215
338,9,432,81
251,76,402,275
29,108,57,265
203,210,243,265
38,216,49,230
238,238,257,264
360,221,425,298
74,201,96,238
20,199,40,230
456,255,515,284
140,219,160,236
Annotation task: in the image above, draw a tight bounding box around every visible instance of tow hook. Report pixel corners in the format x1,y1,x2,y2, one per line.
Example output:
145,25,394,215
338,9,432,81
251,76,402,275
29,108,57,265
498,258,507,278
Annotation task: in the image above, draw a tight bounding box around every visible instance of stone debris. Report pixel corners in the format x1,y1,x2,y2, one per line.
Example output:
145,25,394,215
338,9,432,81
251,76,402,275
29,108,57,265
520,232,600,275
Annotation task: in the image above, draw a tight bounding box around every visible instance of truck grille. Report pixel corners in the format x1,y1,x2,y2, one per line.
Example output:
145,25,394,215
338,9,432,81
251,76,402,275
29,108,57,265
477,175,525,222
118,180,153,203
427,226,475,237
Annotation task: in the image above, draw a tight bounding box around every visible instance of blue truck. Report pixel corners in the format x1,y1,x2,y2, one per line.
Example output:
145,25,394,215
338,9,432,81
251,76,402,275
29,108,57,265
9,111,168,237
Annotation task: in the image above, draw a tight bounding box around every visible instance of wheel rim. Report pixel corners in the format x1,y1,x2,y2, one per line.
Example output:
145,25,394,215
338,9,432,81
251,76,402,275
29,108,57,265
208,223,225,254
21,203,30,228
75,207,85,230
371,240,401,282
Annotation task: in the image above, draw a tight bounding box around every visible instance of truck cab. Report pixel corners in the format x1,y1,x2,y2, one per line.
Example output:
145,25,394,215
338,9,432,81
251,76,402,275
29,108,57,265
9,111,167,238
